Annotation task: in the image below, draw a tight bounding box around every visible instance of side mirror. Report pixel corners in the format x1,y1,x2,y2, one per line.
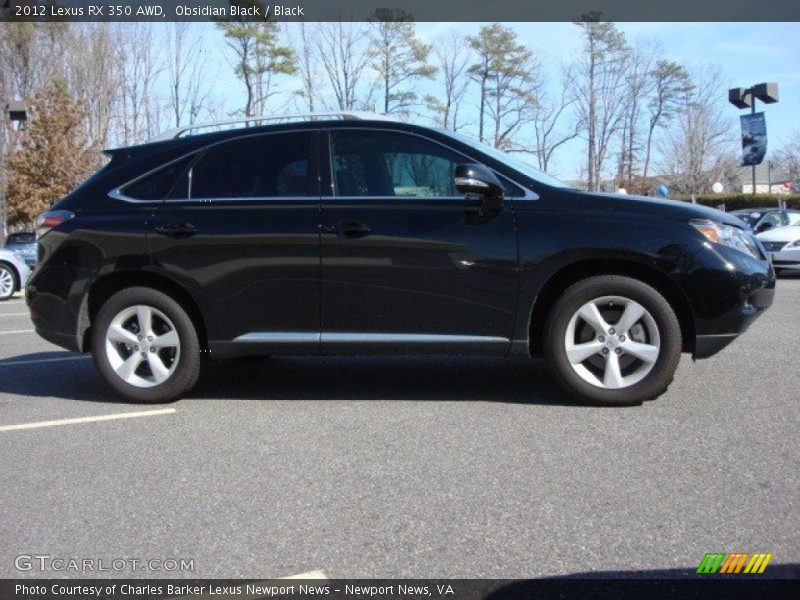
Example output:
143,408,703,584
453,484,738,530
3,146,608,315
454,164,504,217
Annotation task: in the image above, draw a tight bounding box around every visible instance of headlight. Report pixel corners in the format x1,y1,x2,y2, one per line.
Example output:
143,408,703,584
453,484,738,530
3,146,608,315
690,219,761,259
786,239,800,249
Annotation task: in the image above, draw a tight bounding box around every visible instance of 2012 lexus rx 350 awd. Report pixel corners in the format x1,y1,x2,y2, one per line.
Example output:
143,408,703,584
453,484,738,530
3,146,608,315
27,114,775,406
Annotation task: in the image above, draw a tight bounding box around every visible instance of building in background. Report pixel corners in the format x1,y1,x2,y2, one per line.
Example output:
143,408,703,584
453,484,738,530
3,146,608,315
740,163,792,194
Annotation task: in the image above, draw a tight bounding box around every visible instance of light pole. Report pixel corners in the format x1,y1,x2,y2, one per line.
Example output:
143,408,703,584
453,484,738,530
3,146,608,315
1,101,28,238
728,83,779,195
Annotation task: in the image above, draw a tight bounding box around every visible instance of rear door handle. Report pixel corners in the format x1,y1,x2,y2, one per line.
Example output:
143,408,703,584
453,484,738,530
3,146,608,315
154,222,197,239
322,220,372,239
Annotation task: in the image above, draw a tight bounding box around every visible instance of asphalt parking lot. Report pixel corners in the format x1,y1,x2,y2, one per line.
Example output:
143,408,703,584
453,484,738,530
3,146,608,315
0,278,798,580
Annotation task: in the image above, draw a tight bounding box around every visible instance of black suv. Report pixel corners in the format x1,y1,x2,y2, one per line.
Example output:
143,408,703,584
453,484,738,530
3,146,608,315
27,114,775,405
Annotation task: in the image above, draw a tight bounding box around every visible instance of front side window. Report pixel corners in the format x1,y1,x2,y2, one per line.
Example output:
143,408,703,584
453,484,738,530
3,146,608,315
190,132,313,199
331,130,461,198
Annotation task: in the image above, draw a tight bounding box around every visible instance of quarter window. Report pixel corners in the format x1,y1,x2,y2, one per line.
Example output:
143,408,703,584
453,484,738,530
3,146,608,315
190,132,313,199
121,153,196,200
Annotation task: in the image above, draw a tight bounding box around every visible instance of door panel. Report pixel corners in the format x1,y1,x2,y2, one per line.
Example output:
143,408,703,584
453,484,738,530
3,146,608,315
320,129,518,355
146,130,321,352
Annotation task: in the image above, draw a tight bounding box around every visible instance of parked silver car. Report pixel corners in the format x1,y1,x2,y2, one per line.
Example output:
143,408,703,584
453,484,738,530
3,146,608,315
4,231,37,268
0,248,31,300
757,225,800,274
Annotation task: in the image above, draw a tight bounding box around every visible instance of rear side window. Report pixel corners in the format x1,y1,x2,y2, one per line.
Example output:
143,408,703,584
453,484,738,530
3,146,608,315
190,132,313,199
6,233,35,245
121,153,196,200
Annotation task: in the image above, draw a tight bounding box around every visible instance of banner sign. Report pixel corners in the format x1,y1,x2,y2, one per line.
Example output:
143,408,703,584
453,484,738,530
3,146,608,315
741,112,767,167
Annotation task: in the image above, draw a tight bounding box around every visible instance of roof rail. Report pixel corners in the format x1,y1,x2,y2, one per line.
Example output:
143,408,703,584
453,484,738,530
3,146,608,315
147,111,396,142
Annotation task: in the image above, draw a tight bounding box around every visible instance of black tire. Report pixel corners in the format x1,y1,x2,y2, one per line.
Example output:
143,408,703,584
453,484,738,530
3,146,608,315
91,287,201,403
544,275,682,406
0,263,18,301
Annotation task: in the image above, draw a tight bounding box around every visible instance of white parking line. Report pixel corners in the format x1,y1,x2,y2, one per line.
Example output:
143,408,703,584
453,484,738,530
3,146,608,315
0,313,29,317
0,329,34,334
0,355,90,367
0,408,176,432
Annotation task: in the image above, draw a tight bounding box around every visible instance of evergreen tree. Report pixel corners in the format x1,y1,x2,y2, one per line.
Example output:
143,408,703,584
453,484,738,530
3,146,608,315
5,80,96,227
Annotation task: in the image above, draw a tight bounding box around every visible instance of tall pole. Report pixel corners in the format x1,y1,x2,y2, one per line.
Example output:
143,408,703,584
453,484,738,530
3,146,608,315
751,96,756,195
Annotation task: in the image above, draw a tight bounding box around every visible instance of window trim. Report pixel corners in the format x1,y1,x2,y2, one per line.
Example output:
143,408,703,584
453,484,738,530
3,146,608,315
108,129,320,204
324,127,537,202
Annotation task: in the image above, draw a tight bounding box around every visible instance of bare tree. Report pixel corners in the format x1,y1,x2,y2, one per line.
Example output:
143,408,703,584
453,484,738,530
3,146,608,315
314,21,373,111
773,131,800,190
427,30,471,130
67,23,120,150
0,23,69,101
657,69,734,197
468,23,540,149
292,21,321,112
527,68,580,172
115,23,163,146
616,41,656,190
166,23,216,128
570,14,630,191
367,9,436,115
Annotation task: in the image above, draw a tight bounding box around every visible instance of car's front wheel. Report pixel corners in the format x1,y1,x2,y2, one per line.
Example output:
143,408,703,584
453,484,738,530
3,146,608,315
544,275,682,406
91,287,201,403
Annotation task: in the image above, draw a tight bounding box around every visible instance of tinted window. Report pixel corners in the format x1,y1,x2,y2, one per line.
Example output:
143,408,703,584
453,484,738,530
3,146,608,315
123,153,196,200
6,233,35,245
331,130,461,198
191,132,312,199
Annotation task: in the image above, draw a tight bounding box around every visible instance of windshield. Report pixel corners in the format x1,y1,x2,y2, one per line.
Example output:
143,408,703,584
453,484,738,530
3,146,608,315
437,129,571,189
732,210,764,227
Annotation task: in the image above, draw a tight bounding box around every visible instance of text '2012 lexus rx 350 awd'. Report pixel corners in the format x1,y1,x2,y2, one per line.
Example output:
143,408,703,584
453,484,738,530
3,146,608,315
27,113,775,406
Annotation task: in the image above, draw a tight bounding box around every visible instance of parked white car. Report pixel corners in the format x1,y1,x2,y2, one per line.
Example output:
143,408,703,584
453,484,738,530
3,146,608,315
757,225,800,274
0,248,31,300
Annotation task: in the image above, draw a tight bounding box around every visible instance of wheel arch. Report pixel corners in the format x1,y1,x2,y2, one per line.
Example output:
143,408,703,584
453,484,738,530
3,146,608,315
80,271,208,353
526,259,696,356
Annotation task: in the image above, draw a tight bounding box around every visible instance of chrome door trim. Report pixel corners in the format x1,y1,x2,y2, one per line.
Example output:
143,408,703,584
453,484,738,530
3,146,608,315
233,332,509,344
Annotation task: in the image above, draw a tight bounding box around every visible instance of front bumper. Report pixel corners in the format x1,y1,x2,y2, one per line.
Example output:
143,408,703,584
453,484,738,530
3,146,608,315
768,247,800,270
686,245,775,359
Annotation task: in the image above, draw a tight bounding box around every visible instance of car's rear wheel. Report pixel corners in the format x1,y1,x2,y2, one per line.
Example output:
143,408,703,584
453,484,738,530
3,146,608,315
544,275,682,406
91,287,200,403
0,264,17,300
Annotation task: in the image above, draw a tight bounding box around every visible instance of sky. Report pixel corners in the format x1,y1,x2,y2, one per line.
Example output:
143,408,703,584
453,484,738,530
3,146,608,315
160,21,800,181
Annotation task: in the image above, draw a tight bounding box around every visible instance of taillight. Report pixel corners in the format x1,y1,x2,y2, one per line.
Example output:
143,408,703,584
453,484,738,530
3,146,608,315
35,210,74,239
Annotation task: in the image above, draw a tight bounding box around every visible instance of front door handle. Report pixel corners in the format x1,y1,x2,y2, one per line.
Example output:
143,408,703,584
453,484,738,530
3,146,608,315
323,220,372,239
154,222,197,239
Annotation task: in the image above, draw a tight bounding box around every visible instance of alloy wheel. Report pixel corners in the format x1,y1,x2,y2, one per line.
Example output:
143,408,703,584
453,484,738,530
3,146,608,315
564,295,661,390
104,304,181,388
0,267,14,299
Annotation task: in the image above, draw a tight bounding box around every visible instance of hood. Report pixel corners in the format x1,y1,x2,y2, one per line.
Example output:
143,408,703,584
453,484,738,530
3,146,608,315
756,225,800,242
576,191,746,228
